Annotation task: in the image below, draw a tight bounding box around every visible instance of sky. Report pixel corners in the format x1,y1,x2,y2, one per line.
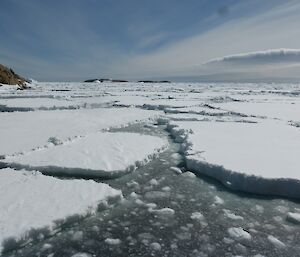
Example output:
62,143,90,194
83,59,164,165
1,0,300,82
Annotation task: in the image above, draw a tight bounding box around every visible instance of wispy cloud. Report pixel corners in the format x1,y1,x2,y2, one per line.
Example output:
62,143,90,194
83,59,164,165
198,48,300,81
1,0,299,81
111,0,300,80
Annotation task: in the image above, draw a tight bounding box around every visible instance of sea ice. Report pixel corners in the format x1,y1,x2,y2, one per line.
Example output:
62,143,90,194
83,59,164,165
0,168,121,252
4,132,167,177
169,119,300,198
0,108,161,156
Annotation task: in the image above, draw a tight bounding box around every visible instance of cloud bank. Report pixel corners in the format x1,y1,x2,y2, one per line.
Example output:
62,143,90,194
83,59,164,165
196,49,300,82
205,49,300,65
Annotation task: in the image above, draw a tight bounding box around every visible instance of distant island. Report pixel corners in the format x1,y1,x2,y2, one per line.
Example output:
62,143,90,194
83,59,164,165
84,79,171,83
84,79,129,83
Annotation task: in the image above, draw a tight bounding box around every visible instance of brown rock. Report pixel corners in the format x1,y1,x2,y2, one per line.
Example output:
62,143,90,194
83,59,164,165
0,64,27,89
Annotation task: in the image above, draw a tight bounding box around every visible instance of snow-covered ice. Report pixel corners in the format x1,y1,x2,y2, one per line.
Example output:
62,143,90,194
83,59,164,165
1,81,300,255
0,108,161,156
168,119,300,198
0,168,121,252
215,101,300,121
4,132,167,177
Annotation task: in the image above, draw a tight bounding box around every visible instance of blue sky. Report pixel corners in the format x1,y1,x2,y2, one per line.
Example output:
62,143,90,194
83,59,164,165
1,0,300,81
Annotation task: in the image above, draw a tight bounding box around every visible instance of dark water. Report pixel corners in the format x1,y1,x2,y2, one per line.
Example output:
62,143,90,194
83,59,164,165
2,124,300,257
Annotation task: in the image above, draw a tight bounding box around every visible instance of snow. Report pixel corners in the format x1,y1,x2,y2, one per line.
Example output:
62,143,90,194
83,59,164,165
215,101,300,121
227,227,251,241
0,168,121,252
0,108,161,156
4,132,167,177
0,97,80,110
168,119,300,198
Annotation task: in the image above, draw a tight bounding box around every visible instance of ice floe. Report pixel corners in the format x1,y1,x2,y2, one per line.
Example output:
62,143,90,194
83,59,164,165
168,119,300,198
4,132,167,177
0,168,121,252
0,108,161,156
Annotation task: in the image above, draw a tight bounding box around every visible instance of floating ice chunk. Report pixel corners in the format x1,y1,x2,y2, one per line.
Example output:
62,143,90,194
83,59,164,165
275,205,289,213
145,191,170,199
234,243,247,255
151,208,175,217
252,205,264,214
145,203,157,209
130,192,139,199
162,186,171,192
71,253,92,257
286,212,300,224
149,179,159,186
267,235,285,248
227,227,251,241
273,216,283,223
135,199,144,205
5,132,167,177
223,237,234,244
170,167,182,174
71,231,83,241
223,209,244,220
182,171,196,178
171,153,182,160
150,242,161,251
138,233,153,240
191,212,205,221
104,238,121,245
176,232,191,240
41,243,52,250
214,196,224,205
0,168,121,252
127,181,139,188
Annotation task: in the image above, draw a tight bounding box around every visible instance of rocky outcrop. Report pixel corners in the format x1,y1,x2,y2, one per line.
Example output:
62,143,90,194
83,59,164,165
0,64,28,89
